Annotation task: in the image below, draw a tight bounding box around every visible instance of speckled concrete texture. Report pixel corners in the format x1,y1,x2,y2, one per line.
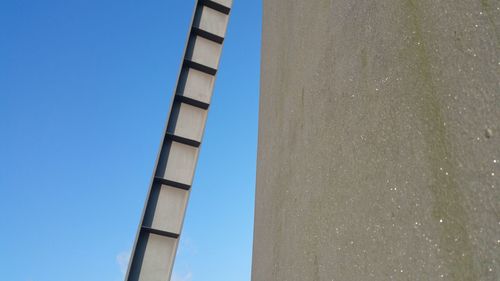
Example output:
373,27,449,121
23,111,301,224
252,0,499,280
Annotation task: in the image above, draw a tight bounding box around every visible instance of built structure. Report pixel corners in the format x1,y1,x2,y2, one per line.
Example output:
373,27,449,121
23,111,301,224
125,0,499,280
252,0,499,280
124,1,231,280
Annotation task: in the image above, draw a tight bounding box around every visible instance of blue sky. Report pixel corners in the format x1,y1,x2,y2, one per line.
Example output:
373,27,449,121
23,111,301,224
0,1,261,280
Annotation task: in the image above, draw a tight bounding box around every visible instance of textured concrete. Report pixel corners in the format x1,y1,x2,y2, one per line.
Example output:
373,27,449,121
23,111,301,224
253,0,500,280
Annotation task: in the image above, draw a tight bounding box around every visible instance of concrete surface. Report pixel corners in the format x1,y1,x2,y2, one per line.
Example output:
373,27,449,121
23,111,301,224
252,0,499,280
143,184,189,234
131,234,177,281
194,5,229,37
168,102,208,142
156,141,198,186
178,68,215,103
186,35,222,69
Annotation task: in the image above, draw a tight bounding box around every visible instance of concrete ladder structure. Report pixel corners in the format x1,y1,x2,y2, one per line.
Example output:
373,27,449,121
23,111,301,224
124,1,232,280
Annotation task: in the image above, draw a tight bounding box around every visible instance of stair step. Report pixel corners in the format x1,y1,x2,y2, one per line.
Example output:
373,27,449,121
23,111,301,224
199,0,230,15
153,177,191,190
141,226,180,239
192,26,224,44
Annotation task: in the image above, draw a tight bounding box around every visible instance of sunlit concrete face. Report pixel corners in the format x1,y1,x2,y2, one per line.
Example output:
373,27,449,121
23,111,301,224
156,141,199,186
177,68,215,104
168,102,208,142
253,0,500,280
194,6,229,38
186,35,223,69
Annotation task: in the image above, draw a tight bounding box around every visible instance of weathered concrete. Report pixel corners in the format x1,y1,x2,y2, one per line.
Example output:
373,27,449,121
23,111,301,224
252,0,500,280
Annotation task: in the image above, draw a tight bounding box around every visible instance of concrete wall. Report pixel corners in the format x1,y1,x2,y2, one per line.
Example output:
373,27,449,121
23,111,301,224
252,0,499,280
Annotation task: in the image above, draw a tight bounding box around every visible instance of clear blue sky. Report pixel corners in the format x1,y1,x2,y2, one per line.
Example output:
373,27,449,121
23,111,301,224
0,1,261,280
